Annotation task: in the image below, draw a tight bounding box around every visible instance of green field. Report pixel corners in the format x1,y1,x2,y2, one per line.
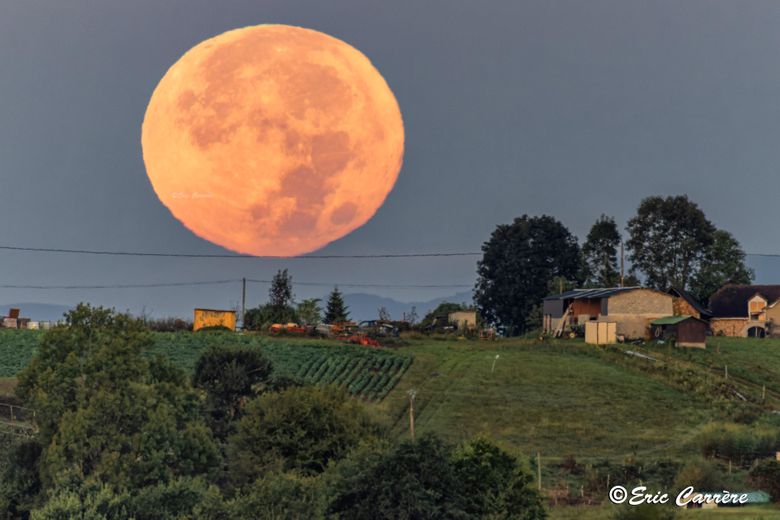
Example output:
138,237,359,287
377,340,716,460
4,330,780,516
0,330,769,457
0,329,411,401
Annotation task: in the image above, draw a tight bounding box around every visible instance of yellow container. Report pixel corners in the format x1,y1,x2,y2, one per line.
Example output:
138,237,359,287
193,308,236,331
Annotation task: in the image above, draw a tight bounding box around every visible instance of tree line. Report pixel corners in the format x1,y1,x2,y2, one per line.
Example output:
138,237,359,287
0,304,546,519
474,195,753,335
243,270,351,330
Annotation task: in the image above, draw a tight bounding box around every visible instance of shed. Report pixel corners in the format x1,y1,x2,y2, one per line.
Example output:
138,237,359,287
448,310,477,330
193,308,236,332
650,315,708,348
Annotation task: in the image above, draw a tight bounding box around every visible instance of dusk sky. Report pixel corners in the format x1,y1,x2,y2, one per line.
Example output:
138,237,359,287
2,0,780,318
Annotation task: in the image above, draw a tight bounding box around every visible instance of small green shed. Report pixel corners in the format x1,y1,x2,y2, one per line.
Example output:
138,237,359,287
651,315,708,348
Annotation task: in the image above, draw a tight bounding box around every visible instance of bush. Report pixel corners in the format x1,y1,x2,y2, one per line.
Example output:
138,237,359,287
673,460,728,493
327,434,546,519
694,423,780,467
749,459,780,502
227,385,382,484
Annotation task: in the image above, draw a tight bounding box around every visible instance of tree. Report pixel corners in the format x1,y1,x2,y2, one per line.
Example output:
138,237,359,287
626,195,716,291
15,304,219,492
269,269,294,309
402,306,419,326
227,386,380,485
474,215,581,335
689,230,754,304
750,459,780,502
296,298,322,327
193,346,274,441
256,269,298,325
324,287,350,324
327,434,546,519
377,306,391,322
582,215,622,287
452,437,546,519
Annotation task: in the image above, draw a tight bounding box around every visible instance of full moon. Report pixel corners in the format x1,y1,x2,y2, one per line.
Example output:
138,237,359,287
142,25,404,256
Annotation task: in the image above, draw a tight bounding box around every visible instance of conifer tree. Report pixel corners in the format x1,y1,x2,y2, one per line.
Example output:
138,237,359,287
325,286,349,324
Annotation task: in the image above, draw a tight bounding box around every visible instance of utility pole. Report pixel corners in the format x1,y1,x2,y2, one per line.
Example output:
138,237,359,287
407,389,417,440
241,277,246,330
620,241,625,287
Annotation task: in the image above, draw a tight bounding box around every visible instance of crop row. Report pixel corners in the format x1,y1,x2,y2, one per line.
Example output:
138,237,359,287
0,330,412,401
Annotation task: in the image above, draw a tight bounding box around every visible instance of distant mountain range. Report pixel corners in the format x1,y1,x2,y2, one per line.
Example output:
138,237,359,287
341,291,474,322
0,292,475,324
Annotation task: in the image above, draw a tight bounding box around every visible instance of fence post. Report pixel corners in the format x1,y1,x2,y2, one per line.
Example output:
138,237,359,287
537,451,542,492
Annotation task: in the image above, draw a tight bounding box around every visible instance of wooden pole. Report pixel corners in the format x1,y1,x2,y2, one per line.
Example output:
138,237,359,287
537,451,542,491
620,241,625,287
407,389,417,440
241,277,246,330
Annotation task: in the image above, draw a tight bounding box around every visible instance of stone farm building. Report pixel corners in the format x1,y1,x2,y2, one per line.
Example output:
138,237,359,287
709,285,780,338
543,287,674,339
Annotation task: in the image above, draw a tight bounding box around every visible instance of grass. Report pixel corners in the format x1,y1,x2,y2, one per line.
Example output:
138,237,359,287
551,504,780,519
375,339,716,461
658,337,780,398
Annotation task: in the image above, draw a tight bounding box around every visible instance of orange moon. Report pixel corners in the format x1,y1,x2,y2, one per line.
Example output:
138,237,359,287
141,25,404,256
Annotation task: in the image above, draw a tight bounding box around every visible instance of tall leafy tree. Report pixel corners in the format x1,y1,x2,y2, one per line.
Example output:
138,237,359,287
582,215,622,287
268,269,293,309
689,229,754,304
227,386,380,484
261,269,297,324
325,286,350,324
474,215,581,335
327,434,546,519
626,195,716,291
15,304,219,491
296,298,322,327
193,345,274,440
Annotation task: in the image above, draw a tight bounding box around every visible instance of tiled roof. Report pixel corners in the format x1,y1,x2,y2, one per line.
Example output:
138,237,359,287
710,285,780,318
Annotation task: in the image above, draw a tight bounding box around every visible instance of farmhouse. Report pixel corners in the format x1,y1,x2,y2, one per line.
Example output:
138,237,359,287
709,285,780,338
543,287,674,339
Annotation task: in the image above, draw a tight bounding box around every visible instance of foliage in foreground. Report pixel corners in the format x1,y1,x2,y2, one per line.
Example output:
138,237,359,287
1,304,545,519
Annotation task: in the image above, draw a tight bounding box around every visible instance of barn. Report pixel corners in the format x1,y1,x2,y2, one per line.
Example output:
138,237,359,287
543,287,674,339
650,315,708,348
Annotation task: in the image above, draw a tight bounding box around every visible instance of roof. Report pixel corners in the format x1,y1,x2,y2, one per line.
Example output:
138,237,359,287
668,287,713,318
709,285,780,318
651,315,694,325
544,286,647,301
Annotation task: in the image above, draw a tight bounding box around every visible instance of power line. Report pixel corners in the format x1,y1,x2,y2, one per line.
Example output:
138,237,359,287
0,279,472,290
0,280,239,289
1,243,780,260
0,244,481,259
246,279,472,289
